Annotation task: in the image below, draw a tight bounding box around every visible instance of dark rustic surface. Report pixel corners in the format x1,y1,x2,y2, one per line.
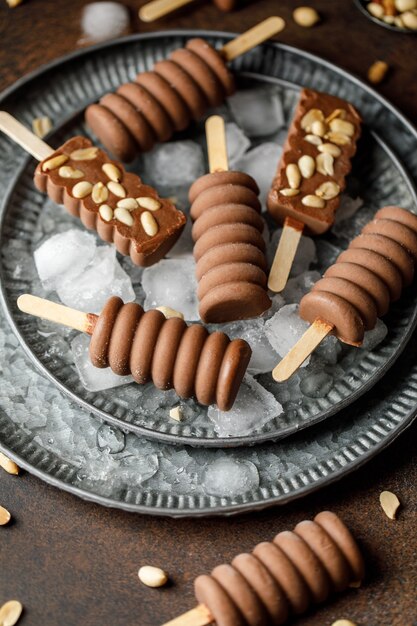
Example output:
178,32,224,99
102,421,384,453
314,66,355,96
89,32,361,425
0,1,416,625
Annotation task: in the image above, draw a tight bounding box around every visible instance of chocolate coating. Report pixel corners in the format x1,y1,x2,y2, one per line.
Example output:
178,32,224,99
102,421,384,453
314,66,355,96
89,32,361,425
312,277,377,330
34,136,186,267
350,233,414,287
268,88,362,235
300,206,417,345
85,39,235,161
194,512,364,626
190,171,271,323
89,297,251,411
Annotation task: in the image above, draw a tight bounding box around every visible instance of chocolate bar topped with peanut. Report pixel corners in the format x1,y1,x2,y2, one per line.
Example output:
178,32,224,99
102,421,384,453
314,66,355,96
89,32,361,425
34,136,186,266
267,88,362,235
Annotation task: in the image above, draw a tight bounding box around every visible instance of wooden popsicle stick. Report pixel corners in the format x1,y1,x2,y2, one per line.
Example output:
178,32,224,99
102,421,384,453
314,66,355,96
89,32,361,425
162,604,213,626
221,16,286,62
206,115,228,174
17,294,97,335
139,0,194,22
0,111,53,161
268,216,304,292
272,318,334,382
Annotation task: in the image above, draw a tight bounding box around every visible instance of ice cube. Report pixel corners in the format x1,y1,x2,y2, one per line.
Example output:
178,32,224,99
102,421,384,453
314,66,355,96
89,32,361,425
360,319,388,351
225,122,251,165
71,333,133,391
267,230,317,277
81,2,130,43
315,335,342,365
236,143,281,206
334,195,364,225
142,258,199,321
227,88,285,137
282,271,321,304
300,371,334,399
96,424,126,453
203,457,260,498
221,318,279,374
34,229,96,291
265,304,310,366
208,375,283,437
57,246,135,313
166,219,194,259
143,140,205,188
315,239,341,268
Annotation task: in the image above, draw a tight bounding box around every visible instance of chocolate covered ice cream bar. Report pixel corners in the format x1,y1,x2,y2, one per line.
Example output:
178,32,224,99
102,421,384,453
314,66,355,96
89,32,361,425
163,511,364,626
268,88,362,235
85,18,286,162
273,206,417,382
34,136,186,267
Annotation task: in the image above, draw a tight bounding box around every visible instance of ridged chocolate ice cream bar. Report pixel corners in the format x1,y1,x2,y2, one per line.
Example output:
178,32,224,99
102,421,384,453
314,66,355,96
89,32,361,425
267,88,362,235
34,136,186,267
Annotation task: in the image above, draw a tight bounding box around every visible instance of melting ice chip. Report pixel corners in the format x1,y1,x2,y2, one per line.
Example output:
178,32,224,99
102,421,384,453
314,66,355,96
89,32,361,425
34,229,96,291
300,371,334,399
265,304,310,366
71,334,133,392
57,246,135,313
142,258,199,321
143,140,205,188
360,319,388,351
225,122,251,165
236,143,281,206
96,424,126,453
268,230,317,277
203,457,260,498
221,318,279,375
228,88,285,137
282,271,321,305
208,375,283,437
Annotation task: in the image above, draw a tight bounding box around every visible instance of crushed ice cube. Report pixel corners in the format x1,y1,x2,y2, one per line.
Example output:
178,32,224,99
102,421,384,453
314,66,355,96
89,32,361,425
268,230,317,277
300,371,334,399
71,334,133,392
227,88,285,137
221,318,279,374
315,335,342,365
203,457,260,497
225,122,251,165
208,375,283,437
143,140,205,188
282,271,321,304
265,304,310,366
34,229,96,291
57,246,135,313
96,424,126,453
142,258,199,321
236,143,281,206
360,319,388,351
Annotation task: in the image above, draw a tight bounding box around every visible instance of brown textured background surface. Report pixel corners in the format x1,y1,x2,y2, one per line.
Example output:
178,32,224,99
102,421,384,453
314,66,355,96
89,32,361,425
0,1,416,624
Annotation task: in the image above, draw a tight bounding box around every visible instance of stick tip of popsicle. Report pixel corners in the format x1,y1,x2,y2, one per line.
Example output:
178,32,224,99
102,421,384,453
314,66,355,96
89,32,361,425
265,15,286,33
16,293,31,313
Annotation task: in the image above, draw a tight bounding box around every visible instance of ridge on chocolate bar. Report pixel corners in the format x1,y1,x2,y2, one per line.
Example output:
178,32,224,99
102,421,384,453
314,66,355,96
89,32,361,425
267,88,362,235
34,136,186,267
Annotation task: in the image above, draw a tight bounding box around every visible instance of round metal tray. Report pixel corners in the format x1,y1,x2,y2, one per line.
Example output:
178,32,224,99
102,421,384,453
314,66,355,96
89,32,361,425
1,32,417,449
